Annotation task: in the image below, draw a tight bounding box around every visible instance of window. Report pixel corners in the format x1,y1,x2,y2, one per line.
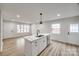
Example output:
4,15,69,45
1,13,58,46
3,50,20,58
24,25,27,32
70,24,78,32
21,25,24,32
52,24,60,34
26,25,30,32
17,24,30,33
24,25,30,32
17,25,20,33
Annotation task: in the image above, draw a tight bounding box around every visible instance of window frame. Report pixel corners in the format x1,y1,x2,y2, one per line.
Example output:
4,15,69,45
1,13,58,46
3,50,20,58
16,24,30,33
52,24,61,34
70,24,78,33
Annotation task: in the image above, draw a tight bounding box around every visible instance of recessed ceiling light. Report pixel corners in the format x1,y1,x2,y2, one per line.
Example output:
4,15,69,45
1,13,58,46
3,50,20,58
16,14,20,18
57,14,60,17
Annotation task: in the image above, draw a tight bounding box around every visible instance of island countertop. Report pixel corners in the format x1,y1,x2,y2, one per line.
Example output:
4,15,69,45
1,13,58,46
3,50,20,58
24,33,49,42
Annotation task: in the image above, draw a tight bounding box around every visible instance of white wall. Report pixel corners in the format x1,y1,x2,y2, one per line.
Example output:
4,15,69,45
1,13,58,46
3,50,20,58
0,10,3,52
31,23,51,35
49,16,79,44
3,21,17,38
0,10,1,52
3,21,31,39
32,16,79,45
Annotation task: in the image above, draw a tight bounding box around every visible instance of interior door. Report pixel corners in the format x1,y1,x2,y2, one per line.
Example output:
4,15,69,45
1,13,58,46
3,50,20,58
60,22,69,42
68,23,79,45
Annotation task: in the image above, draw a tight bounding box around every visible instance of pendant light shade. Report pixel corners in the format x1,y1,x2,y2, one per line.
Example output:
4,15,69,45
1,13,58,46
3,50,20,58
40,21,43,24
40,13,42,15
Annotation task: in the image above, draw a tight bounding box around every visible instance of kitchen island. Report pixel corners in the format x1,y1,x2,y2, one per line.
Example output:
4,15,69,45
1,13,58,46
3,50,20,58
24,33,50,56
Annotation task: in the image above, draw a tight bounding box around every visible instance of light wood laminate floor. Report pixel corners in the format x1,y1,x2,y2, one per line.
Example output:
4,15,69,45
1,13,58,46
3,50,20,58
0,38,79,56
40,40,79,56
0,38,25,56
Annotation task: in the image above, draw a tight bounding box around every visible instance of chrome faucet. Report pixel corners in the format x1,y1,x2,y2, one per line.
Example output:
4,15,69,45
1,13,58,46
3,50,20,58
36,29,40,36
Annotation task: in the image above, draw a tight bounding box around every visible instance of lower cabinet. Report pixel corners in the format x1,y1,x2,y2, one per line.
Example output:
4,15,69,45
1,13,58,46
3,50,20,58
32,40,39,56
41,37,47,51
25,36,48,56
38,37,47,53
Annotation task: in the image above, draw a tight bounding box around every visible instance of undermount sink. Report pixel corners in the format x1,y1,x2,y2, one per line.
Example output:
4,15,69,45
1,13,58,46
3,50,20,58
36,35,44,37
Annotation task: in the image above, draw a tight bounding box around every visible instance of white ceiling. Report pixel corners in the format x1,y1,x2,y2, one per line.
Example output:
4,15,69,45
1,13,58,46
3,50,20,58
1,3,79,24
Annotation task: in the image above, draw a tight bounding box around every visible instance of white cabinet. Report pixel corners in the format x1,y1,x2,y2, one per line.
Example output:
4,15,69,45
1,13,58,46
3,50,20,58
38,37,47,53
24,36,49,56
41,37,47,50
32,40,39,56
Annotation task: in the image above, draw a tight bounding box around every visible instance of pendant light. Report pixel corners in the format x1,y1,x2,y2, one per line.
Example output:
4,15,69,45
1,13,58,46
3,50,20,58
40,12,43,24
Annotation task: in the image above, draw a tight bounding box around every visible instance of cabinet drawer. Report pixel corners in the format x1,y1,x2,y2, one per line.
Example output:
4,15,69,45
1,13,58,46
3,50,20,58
32,40,38,47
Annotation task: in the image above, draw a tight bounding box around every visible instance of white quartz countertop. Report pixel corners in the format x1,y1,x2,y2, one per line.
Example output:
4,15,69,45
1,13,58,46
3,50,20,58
24,33,49,42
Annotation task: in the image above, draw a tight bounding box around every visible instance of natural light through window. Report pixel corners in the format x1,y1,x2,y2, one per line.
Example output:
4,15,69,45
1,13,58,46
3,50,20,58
17,25,20,33
52,24,60,34
21,25,24,32
24,25,27,32
17,24,30,33
70,24,78,32
26,25,30,32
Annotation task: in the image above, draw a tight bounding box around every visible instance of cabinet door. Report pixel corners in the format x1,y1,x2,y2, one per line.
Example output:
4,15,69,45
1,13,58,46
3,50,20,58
32,40,39,56
42,37,47,49
38,37,47,53
68,23,79,45
38,38,43,53
32,37,47,56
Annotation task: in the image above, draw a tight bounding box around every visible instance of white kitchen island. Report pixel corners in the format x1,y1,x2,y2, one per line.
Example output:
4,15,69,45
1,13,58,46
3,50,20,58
24,33,50,56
